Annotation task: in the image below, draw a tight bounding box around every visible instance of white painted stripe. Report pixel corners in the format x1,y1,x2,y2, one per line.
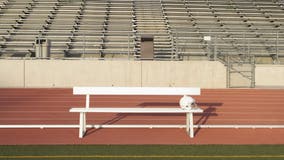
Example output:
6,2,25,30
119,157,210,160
0,124,284,129
196,125,284,129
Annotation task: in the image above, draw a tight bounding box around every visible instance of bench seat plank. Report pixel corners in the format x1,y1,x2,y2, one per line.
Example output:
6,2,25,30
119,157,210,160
70,107,203,113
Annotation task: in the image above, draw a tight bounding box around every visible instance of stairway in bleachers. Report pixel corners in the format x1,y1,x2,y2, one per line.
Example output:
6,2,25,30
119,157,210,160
134,0,174,59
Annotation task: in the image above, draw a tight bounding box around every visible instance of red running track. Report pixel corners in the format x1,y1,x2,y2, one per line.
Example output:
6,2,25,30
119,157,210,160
0,88,284,145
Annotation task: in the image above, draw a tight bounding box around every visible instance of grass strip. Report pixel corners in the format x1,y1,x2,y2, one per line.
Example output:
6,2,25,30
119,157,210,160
0,145,284,160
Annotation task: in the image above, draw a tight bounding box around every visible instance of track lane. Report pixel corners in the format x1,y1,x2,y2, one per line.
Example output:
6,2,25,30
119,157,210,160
0,88,284,144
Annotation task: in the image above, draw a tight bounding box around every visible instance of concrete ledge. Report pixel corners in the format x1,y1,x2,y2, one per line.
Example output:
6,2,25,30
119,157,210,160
256,65,284,87
0,60,227,88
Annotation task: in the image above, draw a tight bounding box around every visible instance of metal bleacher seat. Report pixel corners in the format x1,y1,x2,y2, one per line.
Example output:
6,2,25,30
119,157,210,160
160,0,284,62
0,0,39,57
101,1,135,58
0,0,283,62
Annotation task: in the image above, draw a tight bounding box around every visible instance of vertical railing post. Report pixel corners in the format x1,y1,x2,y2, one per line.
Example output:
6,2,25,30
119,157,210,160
175,32,179,60
213,36,217,61
226,55,230,88
251,55,256,88
83,31,86,58
243,32,245,55
247,33,250,55
171,34,174,61
128,33,130,60
276,31,279,64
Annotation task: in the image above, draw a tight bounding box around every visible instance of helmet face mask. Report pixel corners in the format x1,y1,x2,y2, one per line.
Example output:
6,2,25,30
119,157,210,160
179,95,196,110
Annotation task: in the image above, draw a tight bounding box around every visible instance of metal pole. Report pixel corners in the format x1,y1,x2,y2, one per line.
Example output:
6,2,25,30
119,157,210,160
208,30,212,60
247,34,250,55
276,31,279,64
83,31,86,57
214,36,217,61
276,32,278,56
226,55,230,88
128,33,130,60
206,42,210,60
171,35,174,61
251,56,255,88
243,32,245,55
175,32,179,60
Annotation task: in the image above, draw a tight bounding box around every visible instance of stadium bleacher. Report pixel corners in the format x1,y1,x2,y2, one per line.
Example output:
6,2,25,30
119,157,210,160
0,0,283,63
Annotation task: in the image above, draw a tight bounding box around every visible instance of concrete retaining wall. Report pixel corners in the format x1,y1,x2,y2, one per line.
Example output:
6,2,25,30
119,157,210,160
25,60,142,87
0,60,227,88
3,60,283,88
141,61,226,88
255,65,284,88
0,60,24,88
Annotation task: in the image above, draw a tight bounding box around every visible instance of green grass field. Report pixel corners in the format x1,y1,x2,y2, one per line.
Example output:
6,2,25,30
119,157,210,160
0,145,284,160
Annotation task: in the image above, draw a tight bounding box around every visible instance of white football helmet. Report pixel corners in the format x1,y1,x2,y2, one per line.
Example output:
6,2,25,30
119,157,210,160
179,95,195,110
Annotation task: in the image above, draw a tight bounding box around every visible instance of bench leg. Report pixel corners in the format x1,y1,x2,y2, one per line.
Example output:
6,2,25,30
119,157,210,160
186,113,194,138
79,112,86,138
83,113,86,133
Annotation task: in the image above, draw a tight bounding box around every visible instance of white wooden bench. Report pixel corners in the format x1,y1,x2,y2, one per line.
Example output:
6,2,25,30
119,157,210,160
70,87,203,138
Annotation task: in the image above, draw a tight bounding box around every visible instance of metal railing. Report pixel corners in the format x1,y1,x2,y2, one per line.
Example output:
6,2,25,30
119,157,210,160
173,31,284,64
1,31,284,63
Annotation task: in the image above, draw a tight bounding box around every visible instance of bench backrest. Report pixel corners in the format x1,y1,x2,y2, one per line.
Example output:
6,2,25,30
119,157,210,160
73,87,201,96
73,87,200,109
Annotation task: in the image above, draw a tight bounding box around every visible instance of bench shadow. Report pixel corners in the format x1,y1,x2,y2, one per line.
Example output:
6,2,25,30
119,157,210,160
85,102,221,137
84,114,129,136
194,103,220,136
